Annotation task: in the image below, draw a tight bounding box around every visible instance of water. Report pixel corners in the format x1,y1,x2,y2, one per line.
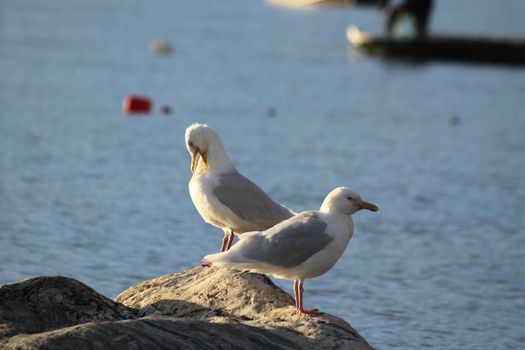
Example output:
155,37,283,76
1,1,524,348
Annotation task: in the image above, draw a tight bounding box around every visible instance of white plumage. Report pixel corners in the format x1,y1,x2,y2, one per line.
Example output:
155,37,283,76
185,123,294,252
203,187,378,316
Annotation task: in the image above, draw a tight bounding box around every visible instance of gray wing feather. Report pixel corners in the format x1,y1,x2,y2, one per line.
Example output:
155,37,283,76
241,212,332,268
213,172,293,229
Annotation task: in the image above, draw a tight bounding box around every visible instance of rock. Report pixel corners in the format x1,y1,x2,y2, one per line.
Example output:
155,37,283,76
0,267,373,350
3,318,304,350
116,266,294,319
0,276,135,338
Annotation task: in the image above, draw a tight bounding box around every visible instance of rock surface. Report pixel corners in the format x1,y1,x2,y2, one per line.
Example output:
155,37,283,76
0,267,373,350
0,276,135,338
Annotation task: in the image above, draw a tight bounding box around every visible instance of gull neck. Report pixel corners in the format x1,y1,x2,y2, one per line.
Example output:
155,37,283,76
205,140,235,174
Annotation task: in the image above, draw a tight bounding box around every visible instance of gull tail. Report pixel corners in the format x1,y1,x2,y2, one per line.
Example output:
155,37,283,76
203,250,275,276
203,251,240,268
203,242,262,270
203,232,274,273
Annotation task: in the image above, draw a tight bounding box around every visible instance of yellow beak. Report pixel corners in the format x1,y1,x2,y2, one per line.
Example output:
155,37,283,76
191,147,208,174
360,201,379,212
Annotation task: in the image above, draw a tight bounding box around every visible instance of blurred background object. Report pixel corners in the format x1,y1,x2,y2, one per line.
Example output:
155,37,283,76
159,105,172,115
1,1,524,349
266,107,278,117
122,95,152,115
349,0,525,64
149,39,174,56
266,0,379,9
379,0,433,38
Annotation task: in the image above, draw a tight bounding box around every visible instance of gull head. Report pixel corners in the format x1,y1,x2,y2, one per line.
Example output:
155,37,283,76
185,123,222,173
320,187,379,216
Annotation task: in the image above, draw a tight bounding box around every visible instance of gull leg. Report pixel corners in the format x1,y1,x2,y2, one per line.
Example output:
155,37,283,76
293,280,300,310
225,230,234,251
220,231,229,252
296,280,320,317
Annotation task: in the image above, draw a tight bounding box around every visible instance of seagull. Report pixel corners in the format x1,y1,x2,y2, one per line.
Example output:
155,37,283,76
185,123,294,252
202,187,378,316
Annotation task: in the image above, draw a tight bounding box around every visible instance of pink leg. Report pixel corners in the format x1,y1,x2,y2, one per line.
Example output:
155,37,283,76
296,280,320,317
293,280,300,310
220,231,229,252
225,230,234,251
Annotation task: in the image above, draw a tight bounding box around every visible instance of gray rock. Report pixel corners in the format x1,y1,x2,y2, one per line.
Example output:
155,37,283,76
0,267,373,350
0,276,135,338
3,318,303,350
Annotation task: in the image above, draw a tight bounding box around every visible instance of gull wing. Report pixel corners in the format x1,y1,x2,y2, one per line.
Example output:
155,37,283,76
240,212,332,268
213,172,294,230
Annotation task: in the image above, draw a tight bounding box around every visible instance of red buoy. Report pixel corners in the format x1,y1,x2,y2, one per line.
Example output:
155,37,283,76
123,95,152,115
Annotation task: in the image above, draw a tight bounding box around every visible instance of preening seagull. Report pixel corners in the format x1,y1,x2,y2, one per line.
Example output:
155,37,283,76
202,187,378,316
185,123,294,252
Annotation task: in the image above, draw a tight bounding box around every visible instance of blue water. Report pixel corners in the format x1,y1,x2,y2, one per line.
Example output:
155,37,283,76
1,1,525,348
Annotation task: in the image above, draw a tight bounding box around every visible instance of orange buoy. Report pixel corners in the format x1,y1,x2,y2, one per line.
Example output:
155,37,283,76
123,96,152,115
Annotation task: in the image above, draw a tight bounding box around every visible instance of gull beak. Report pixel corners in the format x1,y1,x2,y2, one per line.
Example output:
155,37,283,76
360,201,379,212
191,148,199,173
190,147,208,174
201,149,208,169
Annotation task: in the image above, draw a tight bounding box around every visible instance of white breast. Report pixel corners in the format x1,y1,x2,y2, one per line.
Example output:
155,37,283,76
190,172,222,228
190,171,250,232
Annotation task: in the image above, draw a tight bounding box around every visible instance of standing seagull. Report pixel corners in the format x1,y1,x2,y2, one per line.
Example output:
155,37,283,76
185,123,294,252
202,187,378,316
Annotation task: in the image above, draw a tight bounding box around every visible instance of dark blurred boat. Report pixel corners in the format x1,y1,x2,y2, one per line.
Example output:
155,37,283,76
266,0,377,8
315,0,378,5
347,26,525,65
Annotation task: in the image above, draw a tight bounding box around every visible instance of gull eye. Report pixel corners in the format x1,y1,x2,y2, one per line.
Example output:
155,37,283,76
188,141,194,148
346,196,353,201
